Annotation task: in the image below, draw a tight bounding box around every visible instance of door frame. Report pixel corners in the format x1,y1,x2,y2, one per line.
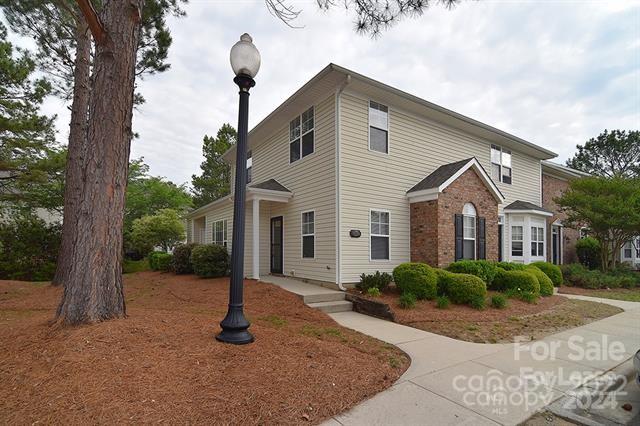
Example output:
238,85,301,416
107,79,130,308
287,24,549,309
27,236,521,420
270,215,284,274
551,225,562,265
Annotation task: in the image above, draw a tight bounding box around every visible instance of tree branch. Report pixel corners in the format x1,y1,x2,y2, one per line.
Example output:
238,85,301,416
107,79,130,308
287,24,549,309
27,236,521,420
75,0,106,44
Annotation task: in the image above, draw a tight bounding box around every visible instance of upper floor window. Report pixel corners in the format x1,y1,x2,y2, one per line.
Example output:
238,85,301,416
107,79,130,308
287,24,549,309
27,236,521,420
302,211,315,258
370,210,390,260
246,150,252,184
491,144,512,184
290,106,314,163
369,101,388,153
462,203,476,260
531,226,544,257
213,220,228,248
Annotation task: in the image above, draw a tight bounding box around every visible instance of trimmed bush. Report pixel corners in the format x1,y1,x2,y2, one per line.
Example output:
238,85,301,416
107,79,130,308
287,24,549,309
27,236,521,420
446,260,498,287
446,273,487,309
393,263,437,300
172,243,199,274
190,244,230,278
155,253,173,271
358,271,393,292
399,292,417,309
526,266,554,296
434,269,455,296
491,294,507,309
530,261,563,286
436,295,450,309
494,261,527,271
493,268,540,296
576,237,601,270
148,251,166,270
366,287,381,297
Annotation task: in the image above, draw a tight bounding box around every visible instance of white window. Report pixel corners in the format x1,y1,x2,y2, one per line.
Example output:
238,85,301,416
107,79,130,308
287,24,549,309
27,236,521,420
302,211,315,258
579,227,590,239
623,241,633,259
531,226,544,257
290,106,314,163
370,210,390,260
636,238,640,257
462,203,476,260
369,101,389,153
491,144,512,184
512,225,523,257
246,150,252,184
213,220,227,247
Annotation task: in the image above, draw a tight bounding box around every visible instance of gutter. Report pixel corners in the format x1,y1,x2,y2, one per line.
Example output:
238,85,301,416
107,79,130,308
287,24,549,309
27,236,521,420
335,74,351,291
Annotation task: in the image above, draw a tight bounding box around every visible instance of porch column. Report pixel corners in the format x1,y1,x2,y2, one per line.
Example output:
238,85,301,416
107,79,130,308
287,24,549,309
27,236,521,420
252,198,260,279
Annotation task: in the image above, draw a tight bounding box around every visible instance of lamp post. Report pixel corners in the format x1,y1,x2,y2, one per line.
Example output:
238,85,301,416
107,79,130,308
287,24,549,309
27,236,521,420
216,33,260,345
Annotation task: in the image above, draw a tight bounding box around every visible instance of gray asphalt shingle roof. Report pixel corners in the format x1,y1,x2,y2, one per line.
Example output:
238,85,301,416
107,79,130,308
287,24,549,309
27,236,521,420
249,179,291,193
504,200,552,213
407,158,475,193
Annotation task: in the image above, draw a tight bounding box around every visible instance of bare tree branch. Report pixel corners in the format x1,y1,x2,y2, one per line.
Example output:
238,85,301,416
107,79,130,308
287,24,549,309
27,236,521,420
265,0,304,28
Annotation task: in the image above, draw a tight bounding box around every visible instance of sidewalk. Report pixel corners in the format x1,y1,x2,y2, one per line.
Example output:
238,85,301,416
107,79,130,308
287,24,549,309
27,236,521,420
324,296,640,426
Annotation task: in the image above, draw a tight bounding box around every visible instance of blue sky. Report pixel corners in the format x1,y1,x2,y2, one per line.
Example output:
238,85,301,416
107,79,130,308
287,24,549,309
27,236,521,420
21,0,640,185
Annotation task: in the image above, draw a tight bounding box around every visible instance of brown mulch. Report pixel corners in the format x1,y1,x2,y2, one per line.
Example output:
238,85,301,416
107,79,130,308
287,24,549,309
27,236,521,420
350,287,622,343
0,272,408,425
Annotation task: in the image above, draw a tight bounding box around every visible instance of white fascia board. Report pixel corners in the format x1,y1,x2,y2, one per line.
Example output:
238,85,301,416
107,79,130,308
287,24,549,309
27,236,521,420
247,187,292,202
504,209,554,217
407,188,439,203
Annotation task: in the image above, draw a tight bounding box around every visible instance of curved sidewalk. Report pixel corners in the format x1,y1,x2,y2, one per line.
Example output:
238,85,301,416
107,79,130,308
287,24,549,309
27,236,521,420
324,296,640,426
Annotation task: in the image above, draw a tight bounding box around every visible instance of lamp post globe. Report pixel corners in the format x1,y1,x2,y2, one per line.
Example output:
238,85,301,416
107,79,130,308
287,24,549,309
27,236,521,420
216,34,259,345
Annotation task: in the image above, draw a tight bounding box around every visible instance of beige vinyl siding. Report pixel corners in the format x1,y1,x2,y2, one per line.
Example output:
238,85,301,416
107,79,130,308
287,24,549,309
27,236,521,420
339,90,542,283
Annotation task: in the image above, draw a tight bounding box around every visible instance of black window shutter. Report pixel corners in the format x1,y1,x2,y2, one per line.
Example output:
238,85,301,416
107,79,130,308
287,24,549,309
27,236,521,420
477,217,486,260
454,214,463,261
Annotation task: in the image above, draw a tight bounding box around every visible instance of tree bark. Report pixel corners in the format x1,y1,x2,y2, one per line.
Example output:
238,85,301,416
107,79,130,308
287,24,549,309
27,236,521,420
57,0,144,324
52,16,91,286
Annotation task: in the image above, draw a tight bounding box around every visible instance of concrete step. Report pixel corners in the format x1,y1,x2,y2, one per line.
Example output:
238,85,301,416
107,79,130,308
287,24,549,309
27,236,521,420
302,292,346,304
307,300,353,313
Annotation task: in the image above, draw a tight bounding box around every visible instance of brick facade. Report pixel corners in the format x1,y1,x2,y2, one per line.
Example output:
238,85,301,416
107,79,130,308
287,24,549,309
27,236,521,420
410,168,499,268
542,173,580,263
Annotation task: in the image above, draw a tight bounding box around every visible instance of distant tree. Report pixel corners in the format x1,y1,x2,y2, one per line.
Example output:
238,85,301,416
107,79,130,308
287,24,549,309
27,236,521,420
130,209,185,255
191,124,237,208
555,176,640,271
566,130,640,178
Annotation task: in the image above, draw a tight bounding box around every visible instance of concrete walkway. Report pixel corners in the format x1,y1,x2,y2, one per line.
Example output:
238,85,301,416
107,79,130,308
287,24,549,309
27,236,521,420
323,296,640,426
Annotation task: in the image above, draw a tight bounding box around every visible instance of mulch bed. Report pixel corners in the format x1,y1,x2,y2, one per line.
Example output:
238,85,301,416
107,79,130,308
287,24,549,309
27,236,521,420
349,287,622,343
0,272,408,425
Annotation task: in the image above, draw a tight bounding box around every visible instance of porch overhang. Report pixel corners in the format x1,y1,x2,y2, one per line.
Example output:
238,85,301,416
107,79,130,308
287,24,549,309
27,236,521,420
503,200,553,217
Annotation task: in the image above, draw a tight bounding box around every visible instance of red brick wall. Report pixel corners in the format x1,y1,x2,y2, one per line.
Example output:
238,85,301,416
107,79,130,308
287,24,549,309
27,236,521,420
542,173,580,263
411,168,499,268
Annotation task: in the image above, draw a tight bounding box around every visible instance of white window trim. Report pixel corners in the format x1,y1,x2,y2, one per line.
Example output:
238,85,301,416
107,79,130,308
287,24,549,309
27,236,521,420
289,106,315,164
531,226,545,257
213,219,228,248
301,210,315,260
462,203,477,260
511,225,524,258
369,208,391,262
623,241,633,259
491,144,512,184
368,100,390,155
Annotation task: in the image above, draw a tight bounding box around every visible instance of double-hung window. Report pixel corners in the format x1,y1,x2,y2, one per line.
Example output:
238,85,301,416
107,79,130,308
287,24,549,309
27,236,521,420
511,226,523,257
213,220,228,248
302,211,315,258
531,226,544,257
369,101,389,153
491,144,512,184
246,150,252,184
623,241,633,259
370,210,390,260
289,106,314,163
462,203,476,260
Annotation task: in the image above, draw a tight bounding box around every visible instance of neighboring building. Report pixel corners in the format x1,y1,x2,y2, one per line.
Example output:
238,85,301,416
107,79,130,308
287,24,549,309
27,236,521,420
186,64,587,287
621,237,640,270
0,171,62,224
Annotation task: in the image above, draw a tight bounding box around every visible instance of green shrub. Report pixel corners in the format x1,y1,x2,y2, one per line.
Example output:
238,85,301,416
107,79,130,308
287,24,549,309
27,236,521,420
446,260,498,287
530,261,563,286
190,244,230,278
367,287,381,297
156,253,173,271
526,266,554,296
147,251,166,270
495,261,527,271
560,263,588,286
446,273,487,309
399,292,417,309
392,263,437,300
434,269,455,295
576,237,601,269
436,295,450,309
491,294,507,309
493,269,540,296
172,243,199,274
561,263,639,289
358,271,393,292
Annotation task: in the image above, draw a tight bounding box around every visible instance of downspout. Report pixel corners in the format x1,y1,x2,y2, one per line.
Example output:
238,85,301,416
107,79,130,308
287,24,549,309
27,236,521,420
335,74,351,291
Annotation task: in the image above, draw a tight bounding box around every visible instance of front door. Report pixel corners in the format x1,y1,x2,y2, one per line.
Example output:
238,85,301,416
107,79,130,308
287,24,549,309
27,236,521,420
551,225,560,265
270,216,283,274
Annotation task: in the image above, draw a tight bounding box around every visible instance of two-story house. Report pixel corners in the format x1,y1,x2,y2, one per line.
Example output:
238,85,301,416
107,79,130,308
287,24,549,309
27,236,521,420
186,64,586,287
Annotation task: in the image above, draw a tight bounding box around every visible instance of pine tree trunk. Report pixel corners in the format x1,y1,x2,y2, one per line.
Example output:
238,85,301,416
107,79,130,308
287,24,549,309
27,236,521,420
52,17,91,287
57,1,144,324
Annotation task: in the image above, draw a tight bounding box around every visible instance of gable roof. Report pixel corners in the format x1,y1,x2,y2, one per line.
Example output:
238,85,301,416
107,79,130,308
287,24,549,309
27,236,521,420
406,157,505,203
249,179,291,192
504,200,553,216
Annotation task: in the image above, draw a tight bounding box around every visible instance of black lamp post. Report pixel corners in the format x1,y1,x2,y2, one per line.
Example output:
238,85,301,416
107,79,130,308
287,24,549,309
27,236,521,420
216,33,260,345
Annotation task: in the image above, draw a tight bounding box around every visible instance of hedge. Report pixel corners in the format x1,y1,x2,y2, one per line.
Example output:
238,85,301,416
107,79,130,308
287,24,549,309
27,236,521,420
446,273,487,309
190,244,230,278
172,243,199,274
392,262,437,300
530,261,563,286
494,261,527,271
446,260,497,287
433,269,455,296
561,263,639,289
493,268,540,296
149,252,172,271
526,266,554,296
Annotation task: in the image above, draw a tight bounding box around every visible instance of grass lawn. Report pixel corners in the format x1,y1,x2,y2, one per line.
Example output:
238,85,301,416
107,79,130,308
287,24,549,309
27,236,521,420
122,258,150,273
558,286,640,302
0,272,408,424
351,288,623,343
